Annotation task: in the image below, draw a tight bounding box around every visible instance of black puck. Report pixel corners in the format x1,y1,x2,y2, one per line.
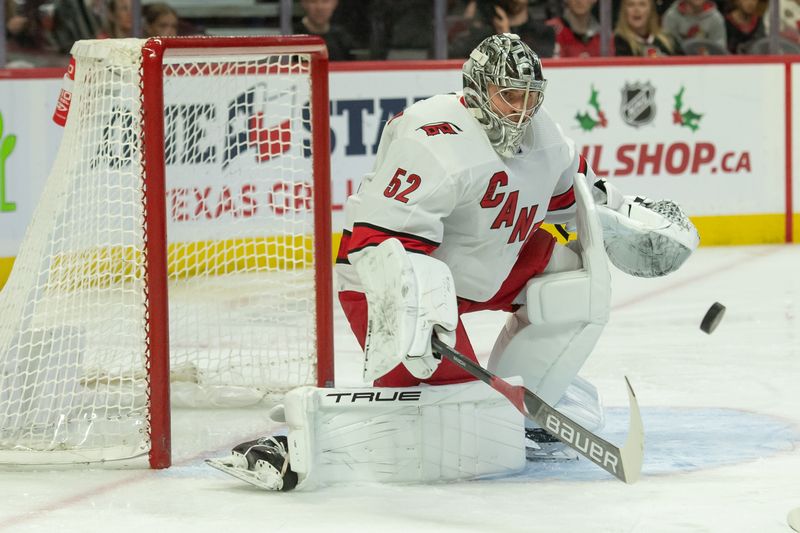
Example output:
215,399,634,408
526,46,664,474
700,302,726,334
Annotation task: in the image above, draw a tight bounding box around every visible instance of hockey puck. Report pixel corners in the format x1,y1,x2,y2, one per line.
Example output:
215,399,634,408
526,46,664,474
700,302,726,334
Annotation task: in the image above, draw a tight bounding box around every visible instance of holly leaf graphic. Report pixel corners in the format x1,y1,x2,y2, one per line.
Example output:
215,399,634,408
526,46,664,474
0,112,4,138
588,86,601,112
575,111,598,131
673,87,685,113
681,109,703,131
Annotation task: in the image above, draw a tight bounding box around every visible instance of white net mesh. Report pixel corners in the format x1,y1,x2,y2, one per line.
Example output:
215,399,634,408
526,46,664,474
0,39,324,463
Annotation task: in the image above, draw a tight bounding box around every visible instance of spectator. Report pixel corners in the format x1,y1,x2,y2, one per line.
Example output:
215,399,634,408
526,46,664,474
763,0,800,45
294,0,355,61
51,0,100,53
86,0,105,20
450,0,557,58
5,0,50,51
330,0,373,52
5,0,29,44
614,0,680,55
653,0,677,17
610,0,675,33
4,0,36,66
661,0,727,52
549,0,604,57
143,2,178,37
725,0,765,53
447,0,478,44
369,0,434,59
97,0,132,39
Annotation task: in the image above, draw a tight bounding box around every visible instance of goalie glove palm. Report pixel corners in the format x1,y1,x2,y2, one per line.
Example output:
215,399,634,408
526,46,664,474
598,196,699,277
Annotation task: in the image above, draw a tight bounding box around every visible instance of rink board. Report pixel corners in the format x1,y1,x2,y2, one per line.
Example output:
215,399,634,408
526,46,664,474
0,57,797,288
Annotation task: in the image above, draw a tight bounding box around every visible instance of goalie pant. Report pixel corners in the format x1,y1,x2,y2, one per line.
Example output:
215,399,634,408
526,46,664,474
338,228,555,387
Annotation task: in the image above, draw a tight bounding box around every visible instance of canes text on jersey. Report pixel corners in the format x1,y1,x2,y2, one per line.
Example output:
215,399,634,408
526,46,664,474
480,171,541,244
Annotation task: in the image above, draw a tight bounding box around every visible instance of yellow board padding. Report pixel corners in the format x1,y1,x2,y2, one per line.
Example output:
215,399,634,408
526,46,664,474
0,256,14,291
331,232,343,263
795,214,800,244
168,236,315,278
0,236,318,291
540,214,789,247
690,214,788,246
46,236,318,289
0,215,793,291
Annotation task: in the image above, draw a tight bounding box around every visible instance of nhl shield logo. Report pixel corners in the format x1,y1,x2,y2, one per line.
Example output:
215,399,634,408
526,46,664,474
620,82,656,127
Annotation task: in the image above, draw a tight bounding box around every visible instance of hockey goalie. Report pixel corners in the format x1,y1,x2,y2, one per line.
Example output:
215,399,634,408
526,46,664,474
207,33,699,491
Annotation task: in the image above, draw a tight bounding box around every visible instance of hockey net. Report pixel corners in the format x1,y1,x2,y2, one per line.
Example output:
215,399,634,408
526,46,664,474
0,37,333,467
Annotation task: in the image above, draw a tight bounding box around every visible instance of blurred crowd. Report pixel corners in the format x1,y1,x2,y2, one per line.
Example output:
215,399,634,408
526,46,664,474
3,0,800,67
3,0,187,65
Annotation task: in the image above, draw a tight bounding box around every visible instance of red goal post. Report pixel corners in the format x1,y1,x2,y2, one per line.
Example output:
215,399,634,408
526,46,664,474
0,36,333,468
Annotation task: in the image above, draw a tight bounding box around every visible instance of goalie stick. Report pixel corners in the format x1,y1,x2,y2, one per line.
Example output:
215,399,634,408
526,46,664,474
431,336,644,484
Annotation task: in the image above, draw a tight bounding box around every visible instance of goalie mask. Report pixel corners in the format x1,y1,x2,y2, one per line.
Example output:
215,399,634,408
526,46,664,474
463,33,547,157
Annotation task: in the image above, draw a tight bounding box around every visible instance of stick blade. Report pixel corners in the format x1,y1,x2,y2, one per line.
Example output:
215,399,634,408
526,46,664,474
788,507,800,532
619,376,645,484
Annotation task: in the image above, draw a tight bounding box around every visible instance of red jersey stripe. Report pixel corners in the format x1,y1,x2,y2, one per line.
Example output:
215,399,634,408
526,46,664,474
348,223,439,256
336,230,352,263
578,155,588,175
548,187,575,211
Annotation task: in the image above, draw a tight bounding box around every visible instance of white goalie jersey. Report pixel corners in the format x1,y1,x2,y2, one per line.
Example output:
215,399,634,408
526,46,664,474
336,92,594,302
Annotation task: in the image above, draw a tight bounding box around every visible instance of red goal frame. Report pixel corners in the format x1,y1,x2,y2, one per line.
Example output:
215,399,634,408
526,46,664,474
139,36,333,468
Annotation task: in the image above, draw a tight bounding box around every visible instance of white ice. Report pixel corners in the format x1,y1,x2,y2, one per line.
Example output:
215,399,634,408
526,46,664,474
0,244,799,533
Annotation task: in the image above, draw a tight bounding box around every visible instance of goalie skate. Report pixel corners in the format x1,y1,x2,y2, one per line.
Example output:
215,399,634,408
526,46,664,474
523,376,603,462
206,436,298,491
525,428,578,461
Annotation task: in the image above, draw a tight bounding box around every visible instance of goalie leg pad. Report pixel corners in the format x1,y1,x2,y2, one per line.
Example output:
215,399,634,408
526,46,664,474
279,381,525,490
488,174,610,406
488,312,605,406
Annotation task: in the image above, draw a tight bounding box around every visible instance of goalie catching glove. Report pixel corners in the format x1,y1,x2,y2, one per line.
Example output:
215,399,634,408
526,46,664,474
593,182,699,277
352,238,458,381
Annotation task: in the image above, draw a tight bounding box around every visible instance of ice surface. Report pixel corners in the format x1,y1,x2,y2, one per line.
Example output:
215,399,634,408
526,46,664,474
1,244,799,532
